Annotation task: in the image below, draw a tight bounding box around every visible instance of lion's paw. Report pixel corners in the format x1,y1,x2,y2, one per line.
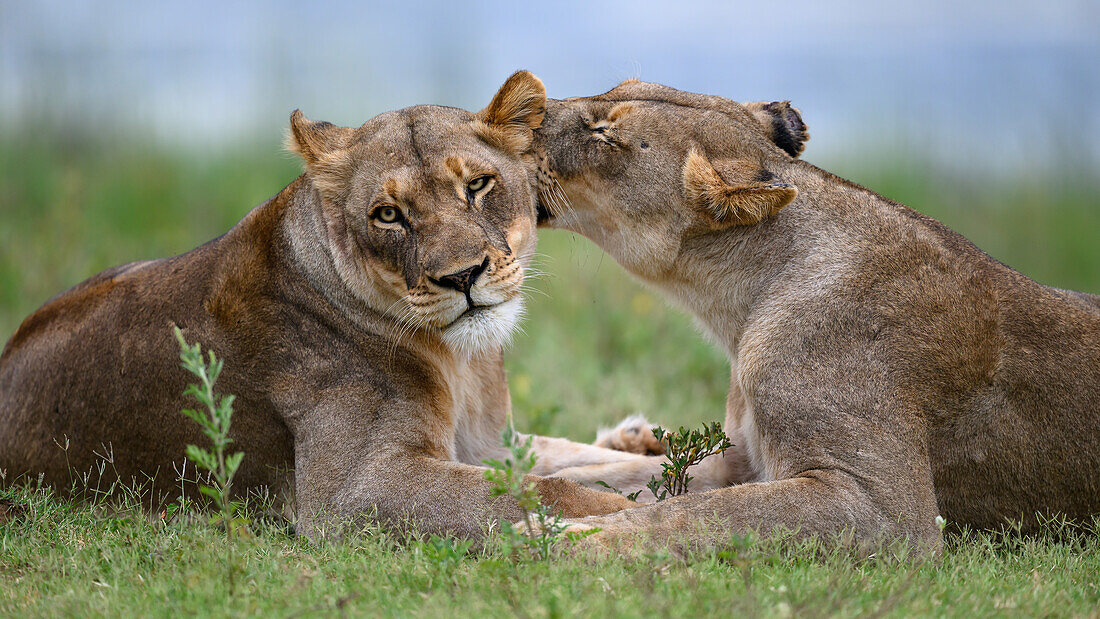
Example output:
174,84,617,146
594,414,665,455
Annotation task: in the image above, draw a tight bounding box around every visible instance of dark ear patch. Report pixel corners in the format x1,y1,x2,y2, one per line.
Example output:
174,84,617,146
744,101,809,157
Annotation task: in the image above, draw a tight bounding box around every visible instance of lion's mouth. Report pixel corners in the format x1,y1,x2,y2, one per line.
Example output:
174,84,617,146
536,201,553,223
445,302,501,328
461,304,494,318
438,297,524,356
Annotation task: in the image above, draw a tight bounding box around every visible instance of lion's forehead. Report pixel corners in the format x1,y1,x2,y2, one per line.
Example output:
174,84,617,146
334,106,535,237
357,105,488,161
349,127,513,197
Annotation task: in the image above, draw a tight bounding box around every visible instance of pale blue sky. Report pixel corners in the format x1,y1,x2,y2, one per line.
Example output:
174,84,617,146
1,0,1097,172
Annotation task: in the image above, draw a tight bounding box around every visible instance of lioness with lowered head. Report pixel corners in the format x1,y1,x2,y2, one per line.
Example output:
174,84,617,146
534,79,1100,552
0,72,640,539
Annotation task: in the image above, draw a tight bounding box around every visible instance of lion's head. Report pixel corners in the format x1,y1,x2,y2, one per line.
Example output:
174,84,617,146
288,71,547,356
535,79,808,280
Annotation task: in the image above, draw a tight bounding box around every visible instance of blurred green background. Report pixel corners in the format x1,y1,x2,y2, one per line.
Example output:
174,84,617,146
2,131,1097,442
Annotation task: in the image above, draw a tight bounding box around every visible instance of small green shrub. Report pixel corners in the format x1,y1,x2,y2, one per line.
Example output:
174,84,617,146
483,425,589,560
645,422,732,500
174,326,247,591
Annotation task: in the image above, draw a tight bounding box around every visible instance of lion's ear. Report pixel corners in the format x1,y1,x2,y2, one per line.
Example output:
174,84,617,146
476,70,546,153
682,148,797,227
287,110,358,201
744,101,808,158
287,109,357,166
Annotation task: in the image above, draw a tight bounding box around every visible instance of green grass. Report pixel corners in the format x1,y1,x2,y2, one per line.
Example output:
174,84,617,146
4,484,1100,616
2,134,1099,615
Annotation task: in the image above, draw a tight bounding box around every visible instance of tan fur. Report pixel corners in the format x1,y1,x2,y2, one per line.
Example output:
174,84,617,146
473,71,546,155
594,415,665,455
533,80,1100,554
0,72,639,540
682,148,797,226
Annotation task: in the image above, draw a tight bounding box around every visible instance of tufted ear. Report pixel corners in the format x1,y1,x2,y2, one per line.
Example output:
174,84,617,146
682,148,797,227
744,101,809,158
476,70,547,153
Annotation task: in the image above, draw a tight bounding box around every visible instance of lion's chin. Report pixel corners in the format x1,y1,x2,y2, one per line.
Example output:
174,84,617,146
441,297,525,358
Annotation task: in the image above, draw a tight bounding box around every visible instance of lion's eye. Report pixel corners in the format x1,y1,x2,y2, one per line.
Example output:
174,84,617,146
466,176,492,194
373,206,403,224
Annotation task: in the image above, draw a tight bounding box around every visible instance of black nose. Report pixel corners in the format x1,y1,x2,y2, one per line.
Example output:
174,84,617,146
433,257,489,295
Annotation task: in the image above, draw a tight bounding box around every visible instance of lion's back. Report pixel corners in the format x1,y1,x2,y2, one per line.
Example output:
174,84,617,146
0,251,223,492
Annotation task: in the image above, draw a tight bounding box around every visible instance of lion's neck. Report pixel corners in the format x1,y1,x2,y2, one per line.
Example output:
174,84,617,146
658,227,795,359
281,179,375,326
655,162,860,360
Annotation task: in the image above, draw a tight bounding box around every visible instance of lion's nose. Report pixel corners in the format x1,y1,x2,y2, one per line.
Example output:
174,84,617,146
431,257,489,296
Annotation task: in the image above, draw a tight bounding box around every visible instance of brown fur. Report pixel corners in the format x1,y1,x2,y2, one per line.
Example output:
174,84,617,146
534,80,1100,553
682,148,797,226
0,72,637,540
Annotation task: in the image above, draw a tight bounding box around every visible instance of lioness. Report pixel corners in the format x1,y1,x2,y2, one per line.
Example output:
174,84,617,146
534,80,1100,552
0,72,638,539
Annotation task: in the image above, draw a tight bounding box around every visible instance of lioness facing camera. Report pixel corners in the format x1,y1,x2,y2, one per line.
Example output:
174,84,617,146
534,80,1100,552
0,72,637,539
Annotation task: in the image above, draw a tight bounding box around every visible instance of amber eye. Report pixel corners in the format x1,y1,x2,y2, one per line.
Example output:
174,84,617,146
466,176,491,193
374,206,403,224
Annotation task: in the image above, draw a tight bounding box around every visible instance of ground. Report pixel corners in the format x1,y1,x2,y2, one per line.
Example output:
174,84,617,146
2,132,1099,616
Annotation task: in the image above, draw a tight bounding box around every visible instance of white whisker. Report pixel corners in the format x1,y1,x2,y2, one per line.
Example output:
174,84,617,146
519,284,550,299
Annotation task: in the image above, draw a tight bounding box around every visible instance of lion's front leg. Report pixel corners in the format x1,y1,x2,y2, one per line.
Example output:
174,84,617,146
294,447,636,541
551,451,733,504
505,414,670,475
492,419,735,501
469,429,673,501
542,411,748,501
514,426,734,503
519,434,653,475
289,399,636,541
552,470,943,558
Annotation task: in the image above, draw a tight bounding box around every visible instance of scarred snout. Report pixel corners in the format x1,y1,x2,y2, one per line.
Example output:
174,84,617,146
429,256,489,300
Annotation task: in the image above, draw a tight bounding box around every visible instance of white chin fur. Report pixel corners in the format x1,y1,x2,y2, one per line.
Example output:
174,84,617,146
442,297,525,357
